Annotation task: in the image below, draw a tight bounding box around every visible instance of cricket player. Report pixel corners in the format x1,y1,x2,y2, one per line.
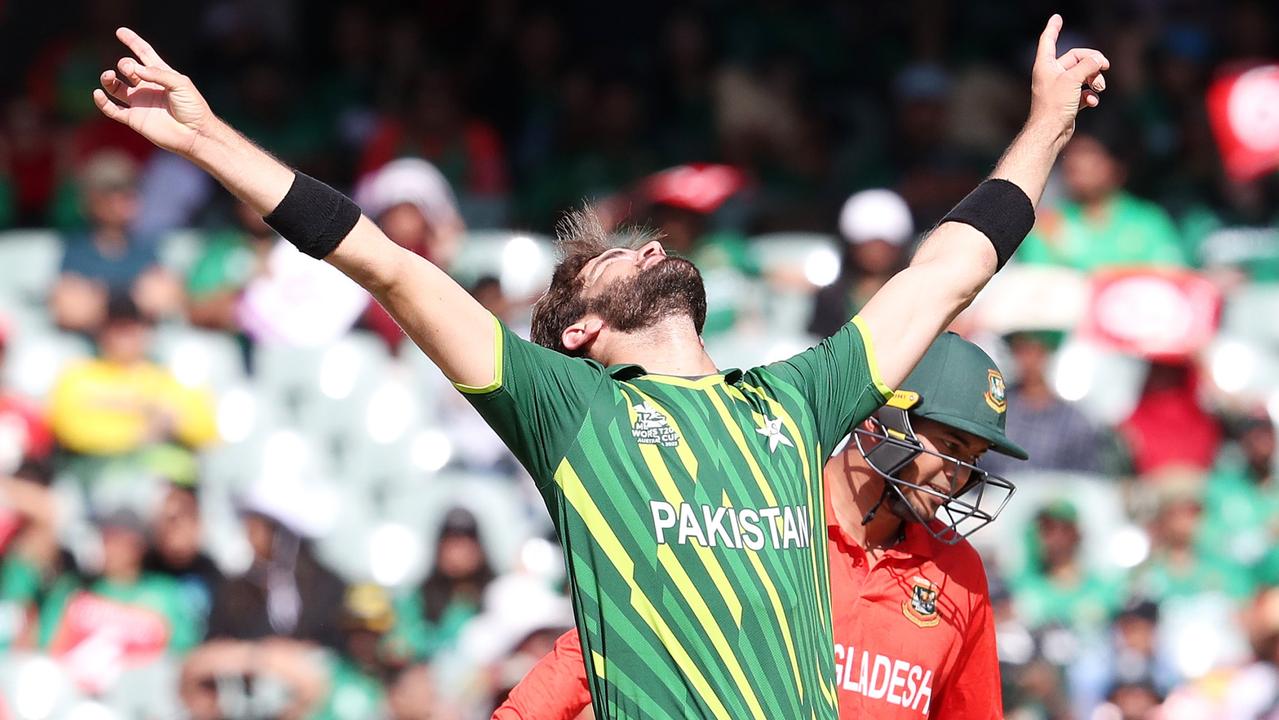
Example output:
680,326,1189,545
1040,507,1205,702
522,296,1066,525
496,332,1024,719
92,16,1105,718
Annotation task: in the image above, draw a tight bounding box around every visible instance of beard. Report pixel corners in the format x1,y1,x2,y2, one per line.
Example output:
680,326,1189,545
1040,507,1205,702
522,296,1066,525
587,256,708,336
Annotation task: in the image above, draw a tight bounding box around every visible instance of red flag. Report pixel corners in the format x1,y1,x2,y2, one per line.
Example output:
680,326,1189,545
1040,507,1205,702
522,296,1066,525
1207,64,1279,182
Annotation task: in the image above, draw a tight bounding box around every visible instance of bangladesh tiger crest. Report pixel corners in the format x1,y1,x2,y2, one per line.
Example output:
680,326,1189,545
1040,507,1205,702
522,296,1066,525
984,369,1007,414
902,576,940,628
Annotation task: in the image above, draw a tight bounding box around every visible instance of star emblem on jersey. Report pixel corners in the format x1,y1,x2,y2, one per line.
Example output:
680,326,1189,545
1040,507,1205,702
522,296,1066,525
755,416,793,453
902,576,940,628
632,402,681,447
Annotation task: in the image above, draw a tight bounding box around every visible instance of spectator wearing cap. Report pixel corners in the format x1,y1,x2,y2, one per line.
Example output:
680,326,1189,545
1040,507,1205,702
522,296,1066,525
0,319,54,476
1016,117,1187,272
142,480,225,636
206,490,347,651
353,158,467,352
50,150,183,333
638,164,754,336
390,508,495,659
312,584,397,720
1071,598,1180,714
809,188,913,338
981,330,1103,477
1012,500,1125,635
1129,473,1254,605
37,507,200,693
48,295,217,460
1199,411,1279,575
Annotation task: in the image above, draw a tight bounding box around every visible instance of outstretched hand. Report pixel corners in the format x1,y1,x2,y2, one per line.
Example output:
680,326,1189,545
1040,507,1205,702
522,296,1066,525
1028,14,1110,143
92,27,214,157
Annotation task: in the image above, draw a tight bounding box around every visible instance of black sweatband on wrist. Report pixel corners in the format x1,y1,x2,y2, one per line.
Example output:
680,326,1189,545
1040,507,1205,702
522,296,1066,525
940,178,1035,270
264,172,361,260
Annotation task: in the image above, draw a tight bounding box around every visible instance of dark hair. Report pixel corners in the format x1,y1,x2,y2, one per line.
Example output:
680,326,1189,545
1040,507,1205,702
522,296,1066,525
529,206,660,354
420,510,495,624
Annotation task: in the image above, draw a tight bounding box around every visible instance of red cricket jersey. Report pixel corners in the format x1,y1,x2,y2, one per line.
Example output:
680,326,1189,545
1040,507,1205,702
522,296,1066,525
494,493,1001,719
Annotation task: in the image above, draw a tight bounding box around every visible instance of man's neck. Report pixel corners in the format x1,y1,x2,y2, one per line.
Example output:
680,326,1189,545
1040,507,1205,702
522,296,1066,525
597,317,719,376
826,451,906,552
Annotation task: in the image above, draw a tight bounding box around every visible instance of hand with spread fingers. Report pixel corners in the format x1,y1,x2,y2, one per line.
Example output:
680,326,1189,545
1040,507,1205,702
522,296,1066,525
1029,14,1110,144
92,27,215,157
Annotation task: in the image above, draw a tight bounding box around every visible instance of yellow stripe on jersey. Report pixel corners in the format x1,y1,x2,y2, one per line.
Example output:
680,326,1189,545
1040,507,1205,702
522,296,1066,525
618,387,772,720
736,381,836,706
592,651,607,679
452,314,505,394
722,489,806,702
851,315,894,400
619,386,735,622
554,460,732,719
701,388,807,701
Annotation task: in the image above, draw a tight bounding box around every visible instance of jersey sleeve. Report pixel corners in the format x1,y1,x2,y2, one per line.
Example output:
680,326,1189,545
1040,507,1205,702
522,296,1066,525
492,630,592,720
456,316,610,485
935,585,1002,719
763,316,893,454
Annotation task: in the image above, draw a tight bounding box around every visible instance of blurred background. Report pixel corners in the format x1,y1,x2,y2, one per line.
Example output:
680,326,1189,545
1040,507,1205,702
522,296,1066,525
0,0,1278,718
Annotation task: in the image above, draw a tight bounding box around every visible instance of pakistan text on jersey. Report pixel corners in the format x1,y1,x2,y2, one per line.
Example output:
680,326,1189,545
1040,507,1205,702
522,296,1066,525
834,643,935,716
650,501,812,550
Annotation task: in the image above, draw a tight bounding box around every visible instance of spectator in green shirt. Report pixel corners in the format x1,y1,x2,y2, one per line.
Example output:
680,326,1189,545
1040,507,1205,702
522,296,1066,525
1130,476,1255,604
185,199,276,334
1017,120,1187,272
1199,411,1279,573
390,508,494,659
1179,174,1279,283
1013,500,1125,634
314,583,396,720
39,508,200,657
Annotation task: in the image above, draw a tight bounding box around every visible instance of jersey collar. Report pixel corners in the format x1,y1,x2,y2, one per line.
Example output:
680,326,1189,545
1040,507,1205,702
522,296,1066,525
607,364,744,386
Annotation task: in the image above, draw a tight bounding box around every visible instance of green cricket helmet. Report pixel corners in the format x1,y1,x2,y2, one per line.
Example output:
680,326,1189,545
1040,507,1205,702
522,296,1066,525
854,332,1027,544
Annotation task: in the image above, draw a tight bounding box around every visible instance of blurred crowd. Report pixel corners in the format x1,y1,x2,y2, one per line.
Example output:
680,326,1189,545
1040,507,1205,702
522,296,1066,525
1,0,1278,719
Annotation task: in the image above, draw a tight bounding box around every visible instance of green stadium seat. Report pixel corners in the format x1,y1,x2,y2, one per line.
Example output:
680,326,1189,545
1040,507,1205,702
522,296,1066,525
3,328,93,401
1221,283,1279,345
750,232,838,335
0,230,62,305
968,470,1135,577
157,229,204,276
254,331,391,430
450,230,555,298
151,324,248,394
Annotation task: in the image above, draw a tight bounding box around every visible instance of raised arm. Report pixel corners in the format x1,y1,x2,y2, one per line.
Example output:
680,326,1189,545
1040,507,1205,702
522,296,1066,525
858,14,1109,388
92,28,495,387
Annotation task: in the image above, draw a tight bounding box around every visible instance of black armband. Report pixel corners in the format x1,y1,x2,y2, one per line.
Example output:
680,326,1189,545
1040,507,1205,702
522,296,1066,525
940,179,1035,270
264,172,361,259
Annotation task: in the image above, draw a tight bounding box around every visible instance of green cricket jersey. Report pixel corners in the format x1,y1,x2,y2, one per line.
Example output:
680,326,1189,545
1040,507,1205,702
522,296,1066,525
459,315,892,719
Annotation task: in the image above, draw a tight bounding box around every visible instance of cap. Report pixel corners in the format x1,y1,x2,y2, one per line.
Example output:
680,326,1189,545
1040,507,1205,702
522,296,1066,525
890,332,1029,459
839,189,914,246
439,507,480,537
1036,498,1080,524
643,164,747,214
352,158,461,229
1114,597,1159,624
92,507,148,534
80,150,139,193
342,583,396,634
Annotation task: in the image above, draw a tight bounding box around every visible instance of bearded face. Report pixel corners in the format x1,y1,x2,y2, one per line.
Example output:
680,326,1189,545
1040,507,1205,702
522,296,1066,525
584,255,707,336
